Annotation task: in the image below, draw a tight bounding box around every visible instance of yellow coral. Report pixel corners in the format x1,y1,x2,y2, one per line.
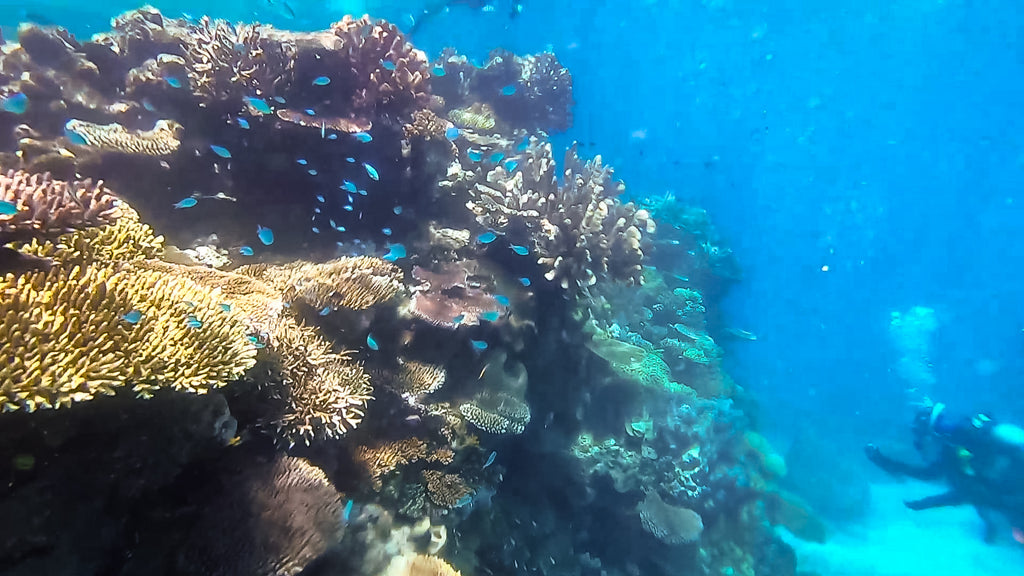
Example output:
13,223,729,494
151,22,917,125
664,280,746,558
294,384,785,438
242,256,404,311
384,553,462,576
379,359,447,399
0,263,257,411
17,203,163,264
353,437,429,489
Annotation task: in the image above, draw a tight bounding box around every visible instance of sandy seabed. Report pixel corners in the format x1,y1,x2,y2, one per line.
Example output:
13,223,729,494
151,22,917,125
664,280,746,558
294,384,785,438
785,480,1023,575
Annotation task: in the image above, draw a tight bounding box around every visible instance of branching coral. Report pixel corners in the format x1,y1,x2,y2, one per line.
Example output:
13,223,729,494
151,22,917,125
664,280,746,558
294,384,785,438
378,359,447,402
458,351,531,435
384,553,463,576
0,262,257,411
422,469,473,509
64,119,182,156
0,169,121,244
353,437,429,490
406,261,507,328
243,256,405,311
637,491,704,545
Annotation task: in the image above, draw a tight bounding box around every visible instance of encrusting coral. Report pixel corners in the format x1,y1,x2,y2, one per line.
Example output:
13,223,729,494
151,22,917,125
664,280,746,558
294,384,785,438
458,351,531,435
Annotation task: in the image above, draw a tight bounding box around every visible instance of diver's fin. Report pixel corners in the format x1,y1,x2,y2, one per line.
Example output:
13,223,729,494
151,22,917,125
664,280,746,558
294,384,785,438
904,490,964,510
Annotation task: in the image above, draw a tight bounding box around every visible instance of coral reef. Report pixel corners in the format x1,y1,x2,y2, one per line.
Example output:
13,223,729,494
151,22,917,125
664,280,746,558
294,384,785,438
637,491,705,545
0,169,121,244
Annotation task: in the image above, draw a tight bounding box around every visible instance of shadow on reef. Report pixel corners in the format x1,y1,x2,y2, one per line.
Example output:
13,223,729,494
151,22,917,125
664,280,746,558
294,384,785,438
0,7,821,576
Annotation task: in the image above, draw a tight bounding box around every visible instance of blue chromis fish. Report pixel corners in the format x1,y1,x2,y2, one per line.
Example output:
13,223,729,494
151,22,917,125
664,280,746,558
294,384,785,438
445,126,460,140
363,162,379,181
480,310,500,322
477,231,497,244
381,227,392,236
319,306,331,316
297,158,308,165
510,244,529,256
236,117,250,129
504,159,519,171
483,450,497,468
353,132,372,143
518,277,531,286
495,295,510,306
341,180,358,193
393,206,403,215
121,310,143,324
273,96,287,104
432,65,446,76
218,303,232,312
366,333,380,351
240,246,254,256
342,500,354,523
64,124,88,146
164,75,183,88
470,339,488,350
500,84,517,96
312,76,331,86
173,197,198,209
257,225,274,245
210,144,232,158
490,152,505,163
453,314,465,325
186,315,203,329
467,149,484,162
308,169,318,176
0,200,17,215
1,92,28,114
244,96,273,114
380,60,397,71
383,243,406,262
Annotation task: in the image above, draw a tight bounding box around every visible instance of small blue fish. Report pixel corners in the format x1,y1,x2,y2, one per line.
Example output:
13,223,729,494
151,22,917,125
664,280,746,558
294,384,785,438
257,225,274,246
342,500,354,523
363,162,379,181
478,231,497,244
382,227,392,236
244,97,273,114
467,149,484,162
332,222,346,232
366,333,380,351
393,206,403,215
173,197,198,209
381,60,397,71
455,494,474,508
327,134,338,140
164,75,183,88
343,205,354,212
341,180,358,193
510,244,529,256
489,152,505,163
247,335,267,349
218,303,232,312
316,194,325,203
345,157,356,163
500,84,517,96
297,158,307,165
480,310,500,322
495,295,510,306
517,138,529,152
319,306,331,316
383,243,407,262
353,131,372,143
445,126,460,140
471,339,489,351
273,96,287,104
483,451,497,468
240,246,255,256
518,277,532,287
432,65,446,76
347,194,354,203
142,98,157,112
0,200,17,215
186,315,203,329
314,207,321,214
304,108,316,116
308,169,318,176
312,76,331,86
210,144,232,158
504,159,519,172
358,189,367,196
121,310,143,324
453,314,466,325
64,126,88,146
236,117,250,129
312,226,320,233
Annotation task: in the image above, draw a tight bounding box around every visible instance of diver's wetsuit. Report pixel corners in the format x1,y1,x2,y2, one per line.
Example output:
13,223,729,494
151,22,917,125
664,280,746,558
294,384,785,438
867,406,1024,543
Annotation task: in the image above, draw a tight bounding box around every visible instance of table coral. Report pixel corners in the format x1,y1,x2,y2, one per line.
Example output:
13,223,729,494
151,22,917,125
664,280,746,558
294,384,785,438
64,118,182,156
637,491,705,545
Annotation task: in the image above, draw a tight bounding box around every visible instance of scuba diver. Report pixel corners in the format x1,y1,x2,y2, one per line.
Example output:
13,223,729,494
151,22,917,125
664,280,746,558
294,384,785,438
866,401,1024,543
408,0,523,36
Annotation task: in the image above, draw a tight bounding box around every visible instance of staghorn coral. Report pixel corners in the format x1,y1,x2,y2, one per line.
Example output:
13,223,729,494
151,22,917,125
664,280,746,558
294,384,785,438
637,491,704,545
330,15,432,118
64,119,182,156
354,437,429,490
378,359,447,402
17,201,163,264
406,261,507,329
421,469,473,509
243,256,404,312
384,553,462,576
0,262,257,411
0,169,121,245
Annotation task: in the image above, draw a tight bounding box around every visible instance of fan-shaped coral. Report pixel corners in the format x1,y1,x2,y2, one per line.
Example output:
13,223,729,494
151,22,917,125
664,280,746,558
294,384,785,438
637,491,704,545
243,256,404,311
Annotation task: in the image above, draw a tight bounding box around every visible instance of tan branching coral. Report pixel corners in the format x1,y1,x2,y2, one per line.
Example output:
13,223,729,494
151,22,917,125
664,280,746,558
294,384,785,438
404,109,449,140
18,202,163,264
0,169,121,244
354,437,429,490
0,262,257,411
448,103,497,132
243,256,404,311
637,491,704,545
422,470,473,509
64,119,182,156
384,553,462,576
379,359,447,401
